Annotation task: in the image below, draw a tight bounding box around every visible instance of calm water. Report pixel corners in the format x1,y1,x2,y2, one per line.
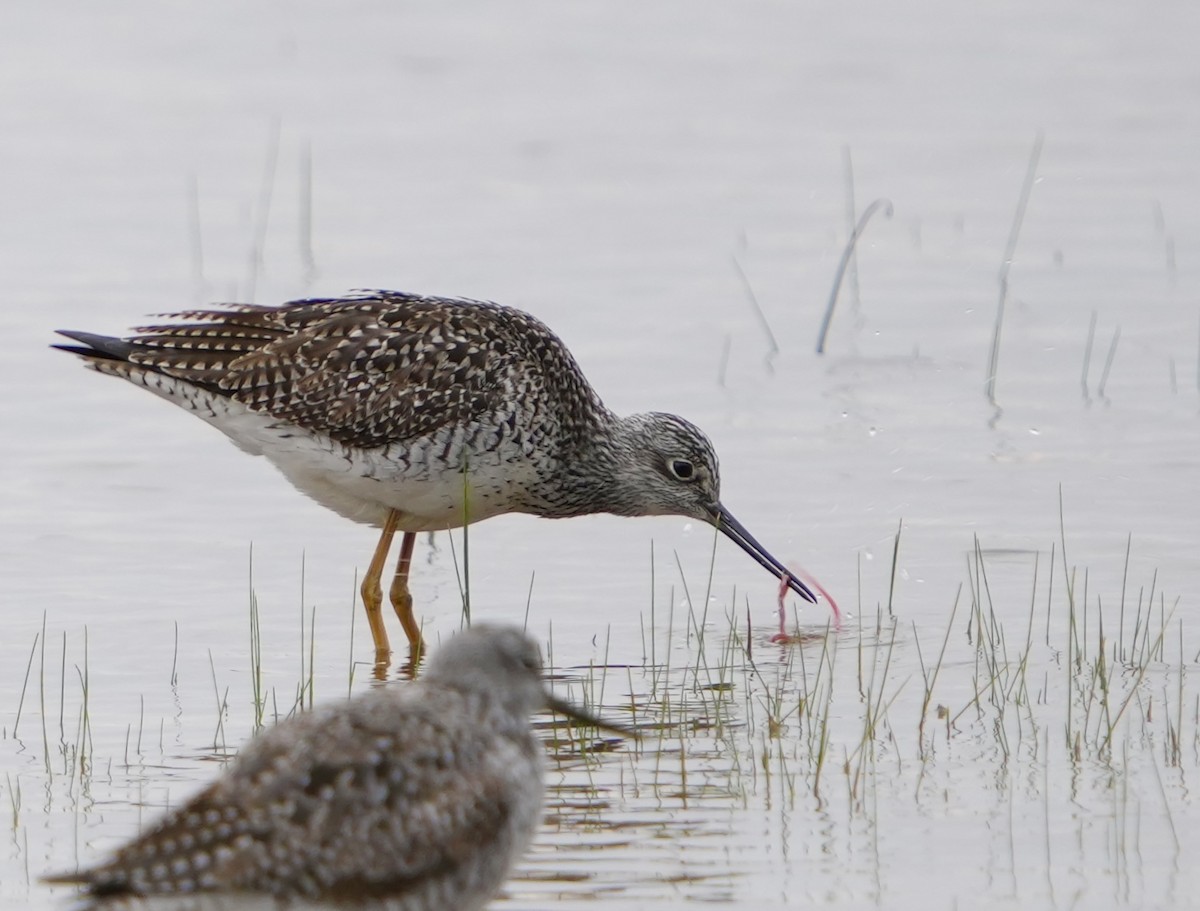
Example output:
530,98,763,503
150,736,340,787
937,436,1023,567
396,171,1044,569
3,1,1199,908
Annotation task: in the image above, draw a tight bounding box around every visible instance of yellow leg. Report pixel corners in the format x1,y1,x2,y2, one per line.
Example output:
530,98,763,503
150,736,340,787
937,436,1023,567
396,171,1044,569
389,531,424,664
361,509,400,665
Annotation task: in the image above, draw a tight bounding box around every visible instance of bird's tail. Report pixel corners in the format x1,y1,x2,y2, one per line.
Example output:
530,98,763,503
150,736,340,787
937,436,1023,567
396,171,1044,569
52,330,136,362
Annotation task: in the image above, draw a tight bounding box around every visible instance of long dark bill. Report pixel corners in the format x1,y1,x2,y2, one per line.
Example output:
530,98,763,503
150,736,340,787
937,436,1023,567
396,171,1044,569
546,694,636,739
714,504,817,604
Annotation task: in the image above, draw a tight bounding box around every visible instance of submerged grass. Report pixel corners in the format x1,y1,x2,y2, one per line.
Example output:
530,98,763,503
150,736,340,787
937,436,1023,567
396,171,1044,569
9,525,1188,789
8,506,1196,909
985,130,1044,408
625,511,1191,826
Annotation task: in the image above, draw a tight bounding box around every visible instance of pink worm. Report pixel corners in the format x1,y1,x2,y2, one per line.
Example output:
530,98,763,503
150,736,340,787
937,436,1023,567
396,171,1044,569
776,567,842,638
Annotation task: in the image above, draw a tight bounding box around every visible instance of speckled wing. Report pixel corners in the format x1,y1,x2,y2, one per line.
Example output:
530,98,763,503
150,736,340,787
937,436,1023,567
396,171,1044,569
57,689,535,903
121,293,547,450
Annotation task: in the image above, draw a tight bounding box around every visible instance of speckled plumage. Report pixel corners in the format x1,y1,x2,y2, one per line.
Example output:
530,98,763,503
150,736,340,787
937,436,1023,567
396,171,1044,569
56,290,819,659
56,292,726,527
46,625,600,911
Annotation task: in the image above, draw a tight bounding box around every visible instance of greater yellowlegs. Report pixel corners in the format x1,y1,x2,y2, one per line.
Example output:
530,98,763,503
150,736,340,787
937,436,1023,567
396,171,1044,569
56,291,819,664
45,624,625,910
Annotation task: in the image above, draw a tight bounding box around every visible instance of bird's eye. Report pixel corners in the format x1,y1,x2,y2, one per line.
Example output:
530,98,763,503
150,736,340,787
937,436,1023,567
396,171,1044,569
669,459,695,480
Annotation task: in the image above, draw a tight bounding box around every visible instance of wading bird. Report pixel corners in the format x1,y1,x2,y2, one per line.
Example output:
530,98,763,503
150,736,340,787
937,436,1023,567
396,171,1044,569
57,291,820,667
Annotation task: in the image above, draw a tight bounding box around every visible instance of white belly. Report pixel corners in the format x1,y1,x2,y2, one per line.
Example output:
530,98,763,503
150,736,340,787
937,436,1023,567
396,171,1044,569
268,432,541,531
116,368,542,530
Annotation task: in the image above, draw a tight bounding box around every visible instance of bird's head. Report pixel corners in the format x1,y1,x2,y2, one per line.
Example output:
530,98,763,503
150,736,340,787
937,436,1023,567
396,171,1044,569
605,412,818,606
426,625,634,736
606,412,722,521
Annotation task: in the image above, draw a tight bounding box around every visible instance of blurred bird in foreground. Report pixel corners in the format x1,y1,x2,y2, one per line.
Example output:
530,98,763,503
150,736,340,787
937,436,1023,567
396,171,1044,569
45,624,629,911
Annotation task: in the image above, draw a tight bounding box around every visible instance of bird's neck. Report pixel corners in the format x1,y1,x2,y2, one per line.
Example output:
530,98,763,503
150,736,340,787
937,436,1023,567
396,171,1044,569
525,409,636,519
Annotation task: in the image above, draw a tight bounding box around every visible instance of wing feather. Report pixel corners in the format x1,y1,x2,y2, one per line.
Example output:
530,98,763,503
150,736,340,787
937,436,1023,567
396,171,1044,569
122,293,542,449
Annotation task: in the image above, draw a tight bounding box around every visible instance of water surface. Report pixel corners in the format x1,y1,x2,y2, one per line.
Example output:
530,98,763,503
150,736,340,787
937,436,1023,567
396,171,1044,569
2,1,1199,908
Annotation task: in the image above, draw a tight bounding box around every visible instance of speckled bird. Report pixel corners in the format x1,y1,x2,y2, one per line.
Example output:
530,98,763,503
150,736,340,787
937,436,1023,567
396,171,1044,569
56,291,818,663
44,624,624,911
